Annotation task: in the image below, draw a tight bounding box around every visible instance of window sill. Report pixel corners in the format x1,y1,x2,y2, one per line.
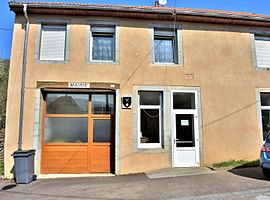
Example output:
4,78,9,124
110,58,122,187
138,144,162,149
136,147,168,154
86,60,119,65
35,60,69,64
150,63,183,67
253,66,270,71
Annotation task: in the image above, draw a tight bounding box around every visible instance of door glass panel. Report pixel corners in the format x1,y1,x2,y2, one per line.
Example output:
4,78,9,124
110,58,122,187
261,110,270,140
44,117,88,143
140,109,160,143
46,93,88,114
93,119,111,142
92,94,114,114
261,93,270,106
173,93,195,109
175,114,194,147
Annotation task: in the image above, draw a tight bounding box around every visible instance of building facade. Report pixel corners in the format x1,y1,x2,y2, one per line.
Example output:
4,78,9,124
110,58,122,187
5,2,270,178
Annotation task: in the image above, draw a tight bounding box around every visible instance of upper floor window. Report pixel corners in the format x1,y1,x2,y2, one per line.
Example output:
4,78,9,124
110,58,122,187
254,35,270,69
154,29,176,63
40,25,67,61
91,26,115,62
150,24,183,66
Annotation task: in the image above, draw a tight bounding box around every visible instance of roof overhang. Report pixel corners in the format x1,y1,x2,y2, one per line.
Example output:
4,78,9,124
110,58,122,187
9,1,270,28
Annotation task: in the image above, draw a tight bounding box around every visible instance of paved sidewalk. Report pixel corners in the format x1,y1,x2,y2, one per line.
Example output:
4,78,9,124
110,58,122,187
146,167,215,178
0,167,270,200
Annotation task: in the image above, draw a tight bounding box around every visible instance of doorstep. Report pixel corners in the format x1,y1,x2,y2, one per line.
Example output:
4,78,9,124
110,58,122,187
146,167,216,179
38,173,115,179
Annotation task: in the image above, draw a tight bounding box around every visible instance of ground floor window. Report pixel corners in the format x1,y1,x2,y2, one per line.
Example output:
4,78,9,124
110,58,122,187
260,92,270,140
138,91,163,148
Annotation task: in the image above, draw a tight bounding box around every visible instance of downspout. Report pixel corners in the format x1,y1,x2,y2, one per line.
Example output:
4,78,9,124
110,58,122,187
18,4,29,151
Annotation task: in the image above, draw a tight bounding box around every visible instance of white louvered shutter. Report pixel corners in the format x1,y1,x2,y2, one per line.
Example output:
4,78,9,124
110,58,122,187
40,25,66,61
255,36,270,68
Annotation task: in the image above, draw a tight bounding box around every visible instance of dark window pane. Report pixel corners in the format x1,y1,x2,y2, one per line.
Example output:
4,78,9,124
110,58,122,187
261,110,270,140
175,114,194,147
93,119,111,142
140,109,160,143
261,93,270,106
92,36,114,61
44,118,88,143
46,94,88,114
173,93,195,109
154,38,174,63
266,133,270,143
139,91,161,105
92,94,114,114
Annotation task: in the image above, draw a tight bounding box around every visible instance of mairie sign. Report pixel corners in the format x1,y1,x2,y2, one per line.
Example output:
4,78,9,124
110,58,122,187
68,82,91,88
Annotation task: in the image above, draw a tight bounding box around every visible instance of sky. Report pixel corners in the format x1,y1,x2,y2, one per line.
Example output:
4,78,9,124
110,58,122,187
1,0,270,59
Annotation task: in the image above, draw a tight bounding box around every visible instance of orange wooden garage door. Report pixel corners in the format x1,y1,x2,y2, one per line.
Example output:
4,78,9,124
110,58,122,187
41,92,115,174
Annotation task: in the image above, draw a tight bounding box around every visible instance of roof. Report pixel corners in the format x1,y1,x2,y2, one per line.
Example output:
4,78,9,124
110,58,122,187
9,1,270,27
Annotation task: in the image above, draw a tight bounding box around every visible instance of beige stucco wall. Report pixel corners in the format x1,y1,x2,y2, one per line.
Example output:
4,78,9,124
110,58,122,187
5,14,270,178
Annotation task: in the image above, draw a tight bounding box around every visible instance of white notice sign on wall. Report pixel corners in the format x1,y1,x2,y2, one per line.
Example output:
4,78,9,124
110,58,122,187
181,120,189,126
68,82,90,88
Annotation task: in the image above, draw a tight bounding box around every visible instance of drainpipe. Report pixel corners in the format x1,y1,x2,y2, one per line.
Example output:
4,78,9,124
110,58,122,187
18,4,29,151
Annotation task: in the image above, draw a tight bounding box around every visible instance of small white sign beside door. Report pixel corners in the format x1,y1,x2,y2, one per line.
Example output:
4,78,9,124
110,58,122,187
181,120,189,126
68,82,90,88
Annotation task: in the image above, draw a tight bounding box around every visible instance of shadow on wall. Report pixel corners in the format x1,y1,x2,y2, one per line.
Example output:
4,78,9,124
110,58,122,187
201,101,259,130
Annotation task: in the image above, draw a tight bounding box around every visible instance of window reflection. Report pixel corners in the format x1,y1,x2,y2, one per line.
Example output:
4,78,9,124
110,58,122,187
46,94,88,114
261,110,270,140
173,93,195,109
44,118,88,143
92,94,114,114
93,119,111,142
261,93,270,106
139,91,161,105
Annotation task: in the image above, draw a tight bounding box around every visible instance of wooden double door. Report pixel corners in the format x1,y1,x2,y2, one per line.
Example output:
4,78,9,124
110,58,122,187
41,92,115,174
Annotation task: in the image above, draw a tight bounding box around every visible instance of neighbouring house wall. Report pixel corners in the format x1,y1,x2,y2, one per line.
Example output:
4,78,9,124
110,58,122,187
5,14,270,178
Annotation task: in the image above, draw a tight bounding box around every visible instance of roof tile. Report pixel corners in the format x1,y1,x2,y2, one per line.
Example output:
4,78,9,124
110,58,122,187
10,1,270,20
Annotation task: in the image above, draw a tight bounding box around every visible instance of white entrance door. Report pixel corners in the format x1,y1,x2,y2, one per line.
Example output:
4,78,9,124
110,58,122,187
172,91,200,167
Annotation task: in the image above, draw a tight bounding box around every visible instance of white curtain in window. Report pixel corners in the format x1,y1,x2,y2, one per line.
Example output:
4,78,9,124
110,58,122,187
154,39,174,63
92,36,113,61
40,25,66,61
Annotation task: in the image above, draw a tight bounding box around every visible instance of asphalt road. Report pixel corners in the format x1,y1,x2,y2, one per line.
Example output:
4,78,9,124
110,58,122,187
0,167,270,200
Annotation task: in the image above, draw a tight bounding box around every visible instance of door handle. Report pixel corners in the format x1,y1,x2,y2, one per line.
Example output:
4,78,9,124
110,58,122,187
174,138,179,144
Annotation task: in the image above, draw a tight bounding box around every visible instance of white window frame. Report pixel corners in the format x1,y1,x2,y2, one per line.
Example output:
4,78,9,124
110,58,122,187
257,89,270,141
149,23,183,66
86,20,120,64
90,26,115,62
138,92,162,148
154,28,177,64
255,35,270,69
35,19,70,64
250,30,270,70
40,25,67,61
